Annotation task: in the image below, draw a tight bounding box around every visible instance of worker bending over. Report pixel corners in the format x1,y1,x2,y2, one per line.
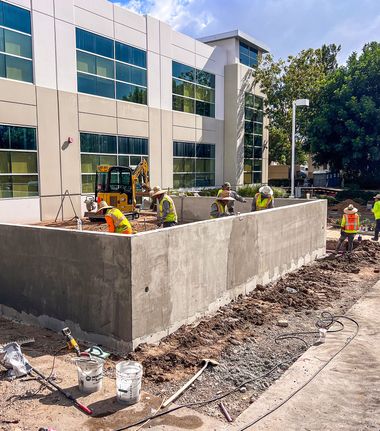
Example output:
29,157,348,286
152,187,178,228
97,201,133,234
217,182,246,214
371,194,380,241
210,191,235,218
335,204,359,253
251,186,274,211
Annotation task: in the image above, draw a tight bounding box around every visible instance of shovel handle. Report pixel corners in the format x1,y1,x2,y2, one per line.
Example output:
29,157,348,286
162,362,208,408
75,401,93,415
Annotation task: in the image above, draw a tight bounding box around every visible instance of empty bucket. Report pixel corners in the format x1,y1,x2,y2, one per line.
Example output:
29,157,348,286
116,361,143,405
76,356,104,393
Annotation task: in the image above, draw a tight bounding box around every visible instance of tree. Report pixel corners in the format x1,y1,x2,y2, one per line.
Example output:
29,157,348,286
308,42,380,187
254,44,341,164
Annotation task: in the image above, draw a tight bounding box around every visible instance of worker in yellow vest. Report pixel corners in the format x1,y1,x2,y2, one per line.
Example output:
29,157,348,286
97,200,133,234
210,191,235,218
251,185,274,211
335,204,360,253
151,187,178,228
371,194,380,241
217,182,246,214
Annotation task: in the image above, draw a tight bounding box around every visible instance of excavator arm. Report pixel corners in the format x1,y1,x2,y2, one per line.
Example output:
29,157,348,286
132,159,150,193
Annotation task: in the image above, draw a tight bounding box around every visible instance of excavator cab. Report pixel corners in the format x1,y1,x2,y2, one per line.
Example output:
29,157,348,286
95,165,135,214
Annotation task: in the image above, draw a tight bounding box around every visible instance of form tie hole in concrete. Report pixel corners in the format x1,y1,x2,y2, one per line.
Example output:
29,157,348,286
145,286,149,293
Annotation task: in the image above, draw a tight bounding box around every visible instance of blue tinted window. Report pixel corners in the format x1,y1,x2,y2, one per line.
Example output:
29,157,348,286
76,28,114,59
116,81,147,104
2,2,31,34
195,101,215,118
0,28,3,52
172,61,194,82
118,137,148,155
115,42,146,68
239,42,258,68
77,73,115,99
116,62,147,86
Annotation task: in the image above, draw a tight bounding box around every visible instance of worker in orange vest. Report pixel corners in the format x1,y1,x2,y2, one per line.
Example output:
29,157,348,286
97,201,133,234
335,204,360,253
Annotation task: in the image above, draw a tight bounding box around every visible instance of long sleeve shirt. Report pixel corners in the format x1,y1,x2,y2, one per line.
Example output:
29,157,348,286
157,199,170,224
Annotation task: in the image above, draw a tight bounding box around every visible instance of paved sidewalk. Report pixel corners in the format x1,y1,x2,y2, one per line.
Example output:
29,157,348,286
233,280,380,431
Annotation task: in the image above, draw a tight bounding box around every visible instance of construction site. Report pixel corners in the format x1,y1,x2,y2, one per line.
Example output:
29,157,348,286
1,189,380,431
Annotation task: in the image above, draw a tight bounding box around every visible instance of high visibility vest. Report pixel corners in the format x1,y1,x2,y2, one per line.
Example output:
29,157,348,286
342,213,359,233
255,193,272,210
159,195,177,223
217,189,223,197
372,201,380,220
210,201,228,218
106,208,132,234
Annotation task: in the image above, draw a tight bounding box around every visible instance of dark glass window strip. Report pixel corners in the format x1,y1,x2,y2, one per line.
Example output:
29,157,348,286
244,93,264,184
76,28,147,105
80,132,149,193
0,1,33,83
172,61,215,118
0,124,38,198
173,141,215,188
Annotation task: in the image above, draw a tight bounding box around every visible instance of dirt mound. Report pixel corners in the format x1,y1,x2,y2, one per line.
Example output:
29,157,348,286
128,240,380,384
329,199,369,215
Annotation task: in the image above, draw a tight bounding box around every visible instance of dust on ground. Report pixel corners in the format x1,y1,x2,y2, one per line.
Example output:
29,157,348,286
1,241,380,427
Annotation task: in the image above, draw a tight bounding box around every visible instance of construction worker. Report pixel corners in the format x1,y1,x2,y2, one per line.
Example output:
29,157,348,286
97,201,133,234
210,191,235,218
371,194,380,241
251,185,274,211
335,204,360,253
151,187,178,228
217,182,246,214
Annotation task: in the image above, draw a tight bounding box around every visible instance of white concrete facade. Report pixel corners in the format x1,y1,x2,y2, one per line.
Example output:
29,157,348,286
0,0,269,222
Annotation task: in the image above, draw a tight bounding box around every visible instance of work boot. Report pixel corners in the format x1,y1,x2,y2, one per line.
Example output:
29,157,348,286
371,237,378,242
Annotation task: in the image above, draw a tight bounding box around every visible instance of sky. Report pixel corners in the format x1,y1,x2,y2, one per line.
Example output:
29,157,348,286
110,0,380,63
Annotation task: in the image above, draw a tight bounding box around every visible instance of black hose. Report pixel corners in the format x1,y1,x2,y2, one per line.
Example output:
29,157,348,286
113,312,350,431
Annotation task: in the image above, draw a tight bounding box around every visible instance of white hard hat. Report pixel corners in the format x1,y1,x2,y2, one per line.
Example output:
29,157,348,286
259,185,273,196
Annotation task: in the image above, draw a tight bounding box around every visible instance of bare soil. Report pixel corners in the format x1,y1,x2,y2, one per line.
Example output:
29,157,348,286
33,212,159,233
1,240,380,428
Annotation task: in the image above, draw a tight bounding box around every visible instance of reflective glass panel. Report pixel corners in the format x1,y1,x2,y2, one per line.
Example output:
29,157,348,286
115,42,146,68
5,55,32,82
116,82,147,104
172,61,194,81
4,29,31,58
3,2,31,34
116,62,147,86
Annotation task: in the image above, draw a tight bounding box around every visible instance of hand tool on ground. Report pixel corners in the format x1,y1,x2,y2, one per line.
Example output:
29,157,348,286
162,358,219,408
61,327,81,357
31,367,93,415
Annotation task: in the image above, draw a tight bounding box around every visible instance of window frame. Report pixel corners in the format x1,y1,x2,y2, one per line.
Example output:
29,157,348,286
75,27,148,105
173,141,216,188
172,61,216,118
244,93,264,185
0,1,33,84
0,124,39,199
80,132,149,194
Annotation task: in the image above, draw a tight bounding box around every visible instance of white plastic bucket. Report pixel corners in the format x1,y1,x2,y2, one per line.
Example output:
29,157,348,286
116,361,143,405
76,357,104,393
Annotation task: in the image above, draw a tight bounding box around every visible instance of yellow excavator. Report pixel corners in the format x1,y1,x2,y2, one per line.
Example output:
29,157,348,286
85,159,150,220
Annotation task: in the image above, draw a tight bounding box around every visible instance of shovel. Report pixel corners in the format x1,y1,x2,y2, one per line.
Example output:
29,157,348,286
162,358,219,408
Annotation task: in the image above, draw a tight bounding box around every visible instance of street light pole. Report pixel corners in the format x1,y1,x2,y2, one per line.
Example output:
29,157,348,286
290,98,309,198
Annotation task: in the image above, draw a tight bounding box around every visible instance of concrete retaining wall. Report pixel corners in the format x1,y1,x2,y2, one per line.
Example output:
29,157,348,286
0,200,326,351
172,196,309,222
